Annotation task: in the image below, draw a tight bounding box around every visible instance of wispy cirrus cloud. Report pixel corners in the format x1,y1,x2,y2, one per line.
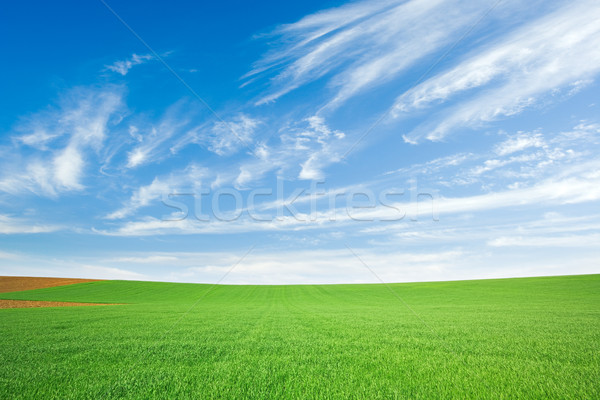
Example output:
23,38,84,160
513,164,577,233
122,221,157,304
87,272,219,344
384,121,600,191
208,115,260,156
105,113,346,222
106,164,208,220
0,86,125,196
125,101,195,168
105,53,153,76
235,115,346,186
97,164,600,237
488,234,600,247
395,0,600,142
0,214,62,234
99,120,600,236
245,0,508,109
172,114,261,157
494,131,545,156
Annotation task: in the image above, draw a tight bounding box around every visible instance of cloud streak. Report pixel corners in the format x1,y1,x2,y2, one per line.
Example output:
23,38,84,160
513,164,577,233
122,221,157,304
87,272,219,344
245,0,512,110
0,87,124,196
106,164,207,220
105,53,153,76
395,0,600,142
0,215,62,234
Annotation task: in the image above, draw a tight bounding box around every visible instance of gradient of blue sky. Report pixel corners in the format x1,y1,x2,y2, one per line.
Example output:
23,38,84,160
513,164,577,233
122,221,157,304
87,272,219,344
0,0,599,283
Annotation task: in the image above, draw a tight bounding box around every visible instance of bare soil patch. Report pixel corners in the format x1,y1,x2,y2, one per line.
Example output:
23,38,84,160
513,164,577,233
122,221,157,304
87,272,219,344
0,276,102,293
0,300,119,309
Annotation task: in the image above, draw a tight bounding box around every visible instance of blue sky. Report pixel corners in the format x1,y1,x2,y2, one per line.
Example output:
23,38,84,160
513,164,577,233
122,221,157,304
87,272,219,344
1,0,599,283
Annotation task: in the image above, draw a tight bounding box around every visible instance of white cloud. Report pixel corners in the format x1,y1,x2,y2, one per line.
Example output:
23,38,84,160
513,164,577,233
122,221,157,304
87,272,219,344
468,152,542,177
495,131,545,156
97,118,600,238
235,115,346,186
53,145,85,190
384,153,474,177
0,214,62,234
207,114,259,156
297,116,345,179
125,104,192,168
14,129,60,150
325,167,600,224
396,0,600,142
389,122,598,190
430,174,600,216
170,114,261,158
105,178,170,220
0,250,20,259
213,248,466,284
109,255,179,264
96,214,321,236
558,121,600,142
106,164,207,220
105,53,153,76
0,87,124,196
363,211,600,243
78,264,147,280
246,0,508,109
97,168,600,237
488,234,600,247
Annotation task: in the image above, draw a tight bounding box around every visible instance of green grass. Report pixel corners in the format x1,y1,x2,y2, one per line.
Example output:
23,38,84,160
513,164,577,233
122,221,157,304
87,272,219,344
1,275,599,399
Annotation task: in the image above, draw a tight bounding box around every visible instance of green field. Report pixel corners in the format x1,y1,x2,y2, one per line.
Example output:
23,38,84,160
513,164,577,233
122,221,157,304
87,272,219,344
1,275,599,399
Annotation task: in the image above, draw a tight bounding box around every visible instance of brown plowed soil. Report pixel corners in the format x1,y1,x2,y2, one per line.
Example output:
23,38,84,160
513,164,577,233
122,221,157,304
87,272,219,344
0,300,120,309
0,276,102,293
0,276,118,309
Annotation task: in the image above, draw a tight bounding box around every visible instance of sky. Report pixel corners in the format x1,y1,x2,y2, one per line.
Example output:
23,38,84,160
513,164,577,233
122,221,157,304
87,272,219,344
0,0,599,284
